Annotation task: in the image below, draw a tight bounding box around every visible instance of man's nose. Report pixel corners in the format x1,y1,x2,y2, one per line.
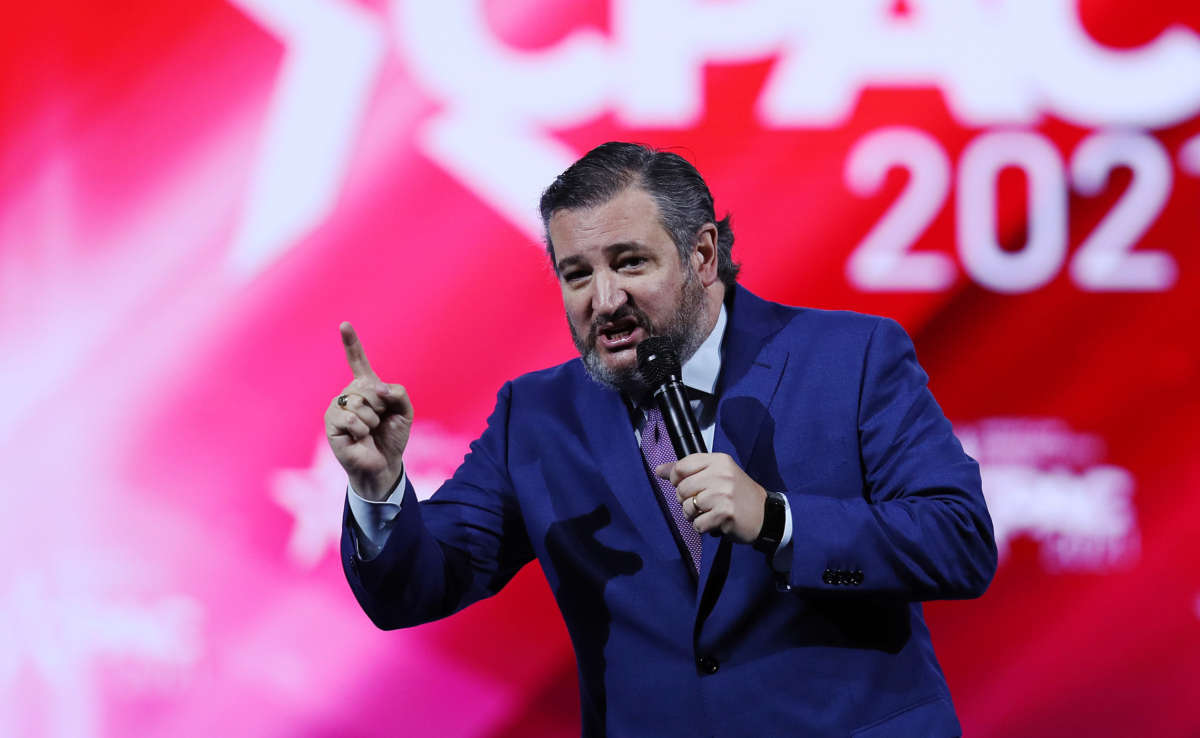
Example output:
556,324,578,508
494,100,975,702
592,272,627,314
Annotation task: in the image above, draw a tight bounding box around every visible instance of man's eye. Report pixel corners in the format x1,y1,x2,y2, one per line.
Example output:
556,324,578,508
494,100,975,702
619,257,646,270
563,270,588,283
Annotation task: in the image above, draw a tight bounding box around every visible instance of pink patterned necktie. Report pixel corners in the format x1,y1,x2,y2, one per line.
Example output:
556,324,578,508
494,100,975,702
639,405,703,573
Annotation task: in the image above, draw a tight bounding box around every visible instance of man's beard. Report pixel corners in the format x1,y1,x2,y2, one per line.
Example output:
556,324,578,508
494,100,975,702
568,268,709,398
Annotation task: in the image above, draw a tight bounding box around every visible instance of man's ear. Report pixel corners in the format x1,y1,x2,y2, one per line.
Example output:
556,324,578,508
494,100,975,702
691,223,720,286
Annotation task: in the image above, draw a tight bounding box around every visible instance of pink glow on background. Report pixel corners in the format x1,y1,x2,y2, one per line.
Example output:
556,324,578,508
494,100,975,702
3,1,1199,736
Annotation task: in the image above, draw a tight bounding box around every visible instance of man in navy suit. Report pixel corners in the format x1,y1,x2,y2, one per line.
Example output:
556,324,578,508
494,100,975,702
326,142,997,737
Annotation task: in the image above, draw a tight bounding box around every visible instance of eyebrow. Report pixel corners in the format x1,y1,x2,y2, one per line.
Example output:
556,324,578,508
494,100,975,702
556,242,646,273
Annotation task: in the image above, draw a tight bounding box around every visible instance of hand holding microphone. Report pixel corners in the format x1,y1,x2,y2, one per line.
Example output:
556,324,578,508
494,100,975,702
637,338,769,544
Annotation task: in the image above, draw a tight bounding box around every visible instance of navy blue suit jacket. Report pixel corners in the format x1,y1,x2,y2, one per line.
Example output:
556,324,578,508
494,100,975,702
342,286,996,737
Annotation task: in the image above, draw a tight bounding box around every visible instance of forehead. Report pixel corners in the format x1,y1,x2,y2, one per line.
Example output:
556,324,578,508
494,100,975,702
548,187,674,261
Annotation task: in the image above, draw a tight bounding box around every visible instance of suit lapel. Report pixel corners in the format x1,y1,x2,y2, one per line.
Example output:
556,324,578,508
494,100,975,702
697,286,790,599
578,377,683,563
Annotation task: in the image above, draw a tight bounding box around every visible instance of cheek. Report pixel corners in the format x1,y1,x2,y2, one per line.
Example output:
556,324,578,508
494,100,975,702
561,294,589,326
635,290,673,323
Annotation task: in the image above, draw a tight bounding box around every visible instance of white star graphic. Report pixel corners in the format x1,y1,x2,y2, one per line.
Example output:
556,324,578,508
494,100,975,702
271,427,473,568
270,440,348,569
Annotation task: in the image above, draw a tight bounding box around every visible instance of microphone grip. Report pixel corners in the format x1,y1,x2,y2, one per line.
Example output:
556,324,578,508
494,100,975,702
653,380,707,458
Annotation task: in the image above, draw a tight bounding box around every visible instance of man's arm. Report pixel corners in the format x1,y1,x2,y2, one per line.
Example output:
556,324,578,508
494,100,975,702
341,382,534,629
662,315,993,598
782,317,997,599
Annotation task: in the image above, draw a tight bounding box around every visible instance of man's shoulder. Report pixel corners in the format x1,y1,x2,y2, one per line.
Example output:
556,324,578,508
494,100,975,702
500,358,614,425
737,287,896,347
507,356,591,394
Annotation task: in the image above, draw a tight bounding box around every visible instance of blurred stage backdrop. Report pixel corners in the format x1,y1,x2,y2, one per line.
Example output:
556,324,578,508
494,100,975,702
3,1,1199,736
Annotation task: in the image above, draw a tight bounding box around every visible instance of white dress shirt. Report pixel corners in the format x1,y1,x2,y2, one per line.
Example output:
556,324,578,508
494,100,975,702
348,304,793,568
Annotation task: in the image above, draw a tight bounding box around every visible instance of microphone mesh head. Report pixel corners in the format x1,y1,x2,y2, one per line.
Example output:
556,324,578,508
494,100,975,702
636,336,681,387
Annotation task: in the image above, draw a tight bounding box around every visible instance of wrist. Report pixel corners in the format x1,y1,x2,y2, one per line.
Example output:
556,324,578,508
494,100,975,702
351,464,404,502
753,491,787,554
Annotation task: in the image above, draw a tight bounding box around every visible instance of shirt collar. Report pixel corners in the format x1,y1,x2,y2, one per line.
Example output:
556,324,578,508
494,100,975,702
680,303,726,397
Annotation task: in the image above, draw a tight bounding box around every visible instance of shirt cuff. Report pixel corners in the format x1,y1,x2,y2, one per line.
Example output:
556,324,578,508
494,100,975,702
346,468,406,559
770,494,794,574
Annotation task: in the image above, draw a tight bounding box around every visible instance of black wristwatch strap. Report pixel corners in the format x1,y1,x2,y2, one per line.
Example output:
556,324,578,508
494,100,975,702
753,491,787,554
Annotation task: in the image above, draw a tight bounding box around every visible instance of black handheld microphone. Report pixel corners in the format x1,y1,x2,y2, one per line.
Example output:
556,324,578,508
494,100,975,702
636,336,707,459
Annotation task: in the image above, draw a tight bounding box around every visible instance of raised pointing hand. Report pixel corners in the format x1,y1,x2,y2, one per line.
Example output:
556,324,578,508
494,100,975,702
324,322,414,501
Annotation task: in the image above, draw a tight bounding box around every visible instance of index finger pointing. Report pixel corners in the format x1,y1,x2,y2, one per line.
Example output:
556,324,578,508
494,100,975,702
339,321,378,380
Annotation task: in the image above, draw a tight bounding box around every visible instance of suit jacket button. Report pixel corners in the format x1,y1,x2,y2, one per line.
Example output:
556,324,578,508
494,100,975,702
696,655,719,675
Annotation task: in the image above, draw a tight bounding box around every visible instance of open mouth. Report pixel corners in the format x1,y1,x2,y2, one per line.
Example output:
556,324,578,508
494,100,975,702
594,315,643,351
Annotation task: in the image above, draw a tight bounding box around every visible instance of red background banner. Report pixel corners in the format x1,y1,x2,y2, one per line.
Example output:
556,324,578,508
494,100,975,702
3,1,1198,735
